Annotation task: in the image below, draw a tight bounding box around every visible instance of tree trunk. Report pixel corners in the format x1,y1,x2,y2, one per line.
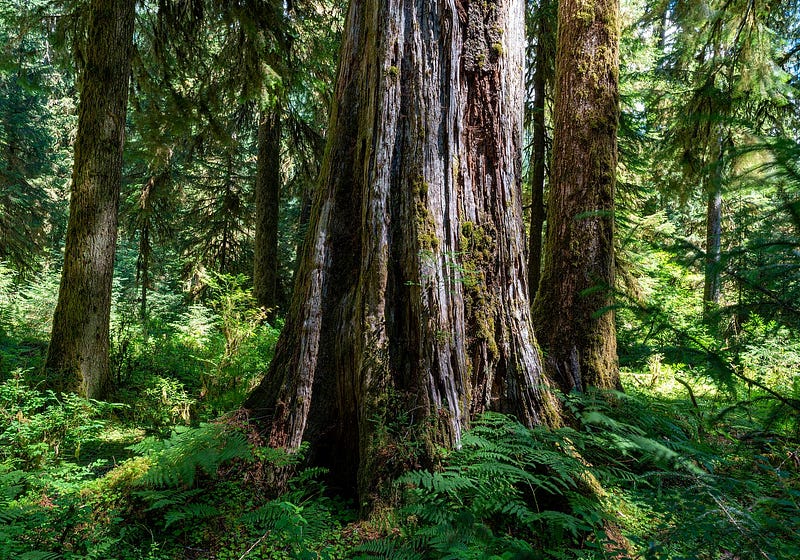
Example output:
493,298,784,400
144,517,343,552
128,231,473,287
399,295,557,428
46,0,135,400
138,223,150,320
532,0,620,394
245,0,558,508
703,142,724,317
527,0,551,301
253,109,282,320
137,176,155,321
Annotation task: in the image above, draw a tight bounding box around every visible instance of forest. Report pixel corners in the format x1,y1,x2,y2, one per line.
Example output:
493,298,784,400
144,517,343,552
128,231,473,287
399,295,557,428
0,0,799,557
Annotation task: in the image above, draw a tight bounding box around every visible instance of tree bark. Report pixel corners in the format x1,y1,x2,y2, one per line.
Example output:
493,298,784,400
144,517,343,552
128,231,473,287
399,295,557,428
253,109,282,320
245,0,558,508
46,0,135,400
527,0,551,301
703,141,724,318
532,0,620,393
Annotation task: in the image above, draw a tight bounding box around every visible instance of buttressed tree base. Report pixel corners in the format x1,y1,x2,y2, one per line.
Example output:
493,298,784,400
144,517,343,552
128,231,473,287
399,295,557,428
245,0,559,508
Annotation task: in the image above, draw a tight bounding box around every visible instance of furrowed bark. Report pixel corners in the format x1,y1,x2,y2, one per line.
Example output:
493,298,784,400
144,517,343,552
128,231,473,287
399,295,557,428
245,0,558,508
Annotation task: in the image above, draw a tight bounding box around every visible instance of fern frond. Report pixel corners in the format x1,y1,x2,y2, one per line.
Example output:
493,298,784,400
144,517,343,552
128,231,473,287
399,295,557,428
132,423,251,488
18,553,62,560
163,502,219,528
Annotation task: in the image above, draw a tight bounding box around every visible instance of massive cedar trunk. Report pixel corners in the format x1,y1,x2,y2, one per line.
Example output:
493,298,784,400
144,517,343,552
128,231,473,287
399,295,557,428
46,0,135,400
527,0,552,300
253,109,282,319
245,0,558,506
532,0,620,393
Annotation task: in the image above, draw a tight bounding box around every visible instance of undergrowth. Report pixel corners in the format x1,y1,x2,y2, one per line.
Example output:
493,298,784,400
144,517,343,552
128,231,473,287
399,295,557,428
1,266,798,559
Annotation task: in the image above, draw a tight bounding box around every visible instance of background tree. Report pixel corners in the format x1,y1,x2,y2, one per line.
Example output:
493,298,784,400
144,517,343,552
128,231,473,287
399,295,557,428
526,0,556,299
45,0,135,398
532,0,621,393
253,109,282,317
645,0,796,322
245,0,558,508
0,1,74,272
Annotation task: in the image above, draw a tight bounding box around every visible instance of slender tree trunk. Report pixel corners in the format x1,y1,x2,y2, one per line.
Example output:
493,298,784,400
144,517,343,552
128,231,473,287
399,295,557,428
527,1,551,301
137,176,155,321
253,109,282,319
138,224,150,320
532,0,620,393
46,0,135,400
703,141,724,317
245,0,558,508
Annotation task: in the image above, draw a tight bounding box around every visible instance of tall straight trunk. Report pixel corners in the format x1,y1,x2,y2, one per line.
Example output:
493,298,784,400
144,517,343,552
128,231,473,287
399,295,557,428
253,109,282,318
532,0,620,393
527,1,550,301
46,0,135,399
703,141,724,317
137,176,155,321
138,223,150,320
245,0,558,507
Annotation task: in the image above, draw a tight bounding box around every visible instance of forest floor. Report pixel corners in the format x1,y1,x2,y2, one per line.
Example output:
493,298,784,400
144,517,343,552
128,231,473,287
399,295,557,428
1,272,799,558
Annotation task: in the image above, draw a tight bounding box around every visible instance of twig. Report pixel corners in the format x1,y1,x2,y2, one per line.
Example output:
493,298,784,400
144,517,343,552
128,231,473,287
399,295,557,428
238,530,271,560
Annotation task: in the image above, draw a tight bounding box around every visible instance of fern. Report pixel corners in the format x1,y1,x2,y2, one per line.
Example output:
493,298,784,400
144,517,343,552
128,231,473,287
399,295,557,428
163,502,220,528
129,422,251,488
234,469,336,558
16,553,61,560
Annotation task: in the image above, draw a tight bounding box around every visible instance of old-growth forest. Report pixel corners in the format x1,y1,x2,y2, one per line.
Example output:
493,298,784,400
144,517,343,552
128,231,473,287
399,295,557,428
1,0,799,557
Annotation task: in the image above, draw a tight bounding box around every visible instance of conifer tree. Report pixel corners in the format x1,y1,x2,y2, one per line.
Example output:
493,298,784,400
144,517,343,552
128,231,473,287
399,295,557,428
532,0,621,393
46,0,135,398
246,0,558,508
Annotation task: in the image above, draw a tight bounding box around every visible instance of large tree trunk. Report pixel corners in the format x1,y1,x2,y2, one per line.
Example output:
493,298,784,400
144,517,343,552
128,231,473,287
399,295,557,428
532,0,620,394
46,0,135,400
245,0,558,508
527,0,552,301
253,109,282,319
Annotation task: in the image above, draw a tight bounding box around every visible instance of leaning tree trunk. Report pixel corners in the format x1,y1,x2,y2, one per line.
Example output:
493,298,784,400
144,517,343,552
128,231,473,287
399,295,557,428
46,0,135,400
532,0,620,394
245,0,558,508
253,109,282,320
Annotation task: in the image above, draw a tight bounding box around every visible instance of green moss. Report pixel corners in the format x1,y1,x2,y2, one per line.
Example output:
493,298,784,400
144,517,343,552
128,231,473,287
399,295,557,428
459,221,499,359
491,42,504,56
414,179,439,251
387,65,399,78
575,0,595,23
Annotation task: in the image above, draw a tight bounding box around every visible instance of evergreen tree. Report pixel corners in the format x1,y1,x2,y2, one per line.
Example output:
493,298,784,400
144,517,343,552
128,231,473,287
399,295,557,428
532,0,621,392
646,0,795,320
246,0,559,508
0,1,74,271
526,0,556,299
45,0,135,399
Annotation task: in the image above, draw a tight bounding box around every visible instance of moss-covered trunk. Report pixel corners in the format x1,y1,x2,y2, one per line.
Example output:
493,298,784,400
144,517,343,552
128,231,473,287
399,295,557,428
532,0,620,393
253,109,282,319
245,0,557,508
46,0,135,400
